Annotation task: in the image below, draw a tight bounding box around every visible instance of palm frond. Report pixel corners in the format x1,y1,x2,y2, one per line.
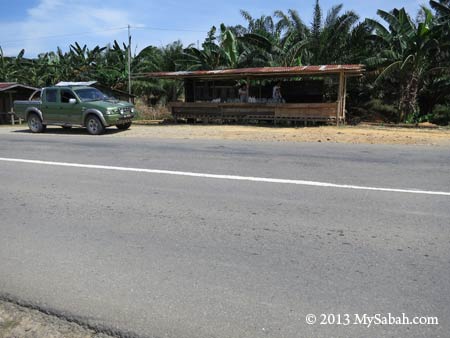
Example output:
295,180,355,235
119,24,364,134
430,0,450,16
375,60,402,83
325,4,343,27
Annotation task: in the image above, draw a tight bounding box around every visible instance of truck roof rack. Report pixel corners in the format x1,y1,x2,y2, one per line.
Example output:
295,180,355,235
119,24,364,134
55,81,97,87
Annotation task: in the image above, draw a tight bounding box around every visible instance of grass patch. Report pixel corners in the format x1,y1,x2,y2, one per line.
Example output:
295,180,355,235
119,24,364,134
134,99,171,121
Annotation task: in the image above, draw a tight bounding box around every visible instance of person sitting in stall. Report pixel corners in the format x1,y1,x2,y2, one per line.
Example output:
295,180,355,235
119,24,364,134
272,81,283,103
238,83,248,103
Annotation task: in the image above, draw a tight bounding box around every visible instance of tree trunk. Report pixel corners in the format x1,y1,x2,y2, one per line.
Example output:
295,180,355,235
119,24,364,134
399,73,419,122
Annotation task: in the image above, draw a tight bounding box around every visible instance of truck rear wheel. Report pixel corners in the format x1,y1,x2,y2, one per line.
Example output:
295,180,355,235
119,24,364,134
85,115,105,135
28,113,46,133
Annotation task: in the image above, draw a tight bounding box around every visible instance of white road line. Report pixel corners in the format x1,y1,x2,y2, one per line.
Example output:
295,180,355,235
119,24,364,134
0,157,449,196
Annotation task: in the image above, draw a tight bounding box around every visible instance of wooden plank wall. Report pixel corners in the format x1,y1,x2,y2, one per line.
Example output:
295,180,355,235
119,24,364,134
170,102,341,123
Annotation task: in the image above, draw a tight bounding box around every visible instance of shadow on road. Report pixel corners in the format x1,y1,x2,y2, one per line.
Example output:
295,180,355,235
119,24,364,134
12,127,125,135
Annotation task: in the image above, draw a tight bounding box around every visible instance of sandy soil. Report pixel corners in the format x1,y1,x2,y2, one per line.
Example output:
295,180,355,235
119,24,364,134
1,123,450,145
114,124,450,146
0,300,113,338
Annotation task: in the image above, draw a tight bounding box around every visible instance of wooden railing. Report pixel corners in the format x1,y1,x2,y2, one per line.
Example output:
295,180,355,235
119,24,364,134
169,102,343,124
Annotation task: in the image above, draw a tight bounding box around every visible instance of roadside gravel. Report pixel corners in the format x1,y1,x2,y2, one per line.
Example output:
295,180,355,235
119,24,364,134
122,124,450,145
2,124,449,146
0,300,115,338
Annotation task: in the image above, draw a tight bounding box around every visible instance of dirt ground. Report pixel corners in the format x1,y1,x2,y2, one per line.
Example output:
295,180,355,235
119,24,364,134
0,300,113,338
1,123,450,145
118,124,450,146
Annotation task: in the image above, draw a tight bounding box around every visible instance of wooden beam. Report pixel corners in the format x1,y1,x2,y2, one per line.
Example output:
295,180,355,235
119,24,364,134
342,75,347,123
193,79,196,101
247,77,250,96
337,71,345,126
8,92,13,113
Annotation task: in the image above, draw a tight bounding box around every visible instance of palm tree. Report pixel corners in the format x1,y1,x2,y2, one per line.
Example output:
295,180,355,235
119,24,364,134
274,1,359,65
238,10,306,66
274,9,312,66
308,2,360,64
132,41,185,103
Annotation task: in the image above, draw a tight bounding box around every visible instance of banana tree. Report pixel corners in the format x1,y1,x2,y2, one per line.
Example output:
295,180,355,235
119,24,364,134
0,48,17,82
96,41,129,90
366,7,439,121
220,24,240,68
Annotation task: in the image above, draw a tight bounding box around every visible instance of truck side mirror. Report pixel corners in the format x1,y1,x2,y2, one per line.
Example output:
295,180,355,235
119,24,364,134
69,98,77,104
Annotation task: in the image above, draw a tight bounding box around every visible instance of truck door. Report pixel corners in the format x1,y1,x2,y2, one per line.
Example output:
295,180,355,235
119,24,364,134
60,89,80,124
42,88,60,123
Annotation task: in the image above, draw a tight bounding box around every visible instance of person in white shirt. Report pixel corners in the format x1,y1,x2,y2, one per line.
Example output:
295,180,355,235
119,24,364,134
273,82,283,103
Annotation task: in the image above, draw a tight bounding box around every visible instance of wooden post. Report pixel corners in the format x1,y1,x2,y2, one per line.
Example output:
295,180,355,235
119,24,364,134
337,71,345,126
193,80,196,101
247,77,250,101
258,80,262,99
9,92,14,125
342,75,347,124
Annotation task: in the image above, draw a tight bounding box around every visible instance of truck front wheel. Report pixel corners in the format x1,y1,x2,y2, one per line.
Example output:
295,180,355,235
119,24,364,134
28,113,46,133
85,115,105,135
116,122,132,130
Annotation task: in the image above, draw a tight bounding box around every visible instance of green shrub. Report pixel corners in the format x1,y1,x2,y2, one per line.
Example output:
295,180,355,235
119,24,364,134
429,105,450,126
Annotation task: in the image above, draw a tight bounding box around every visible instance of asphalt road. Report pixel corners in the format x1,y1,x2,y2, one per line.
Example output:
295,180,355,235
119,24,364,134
1,128,449,338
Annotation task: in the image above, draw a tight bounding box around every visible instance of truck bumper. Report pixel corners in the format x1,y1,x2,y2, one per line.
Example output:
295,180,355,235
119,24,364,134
104,114,135,126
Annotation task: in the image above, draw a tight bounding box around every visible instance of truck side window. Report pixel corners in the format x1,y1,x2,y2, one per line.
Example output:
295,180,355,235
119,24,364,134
60,90,76,103
45,89,58,103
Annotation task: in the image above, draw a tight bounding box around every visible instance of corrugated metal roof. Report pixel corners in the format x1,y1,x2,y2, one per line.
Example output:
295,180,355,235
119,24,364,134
0,82,38,92
0,82,17,90
137,65,365,80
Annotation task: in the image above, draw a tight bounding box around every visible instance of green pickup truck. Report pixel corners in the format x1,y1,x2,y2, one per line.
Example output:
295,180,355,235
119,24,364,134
14,85,136,135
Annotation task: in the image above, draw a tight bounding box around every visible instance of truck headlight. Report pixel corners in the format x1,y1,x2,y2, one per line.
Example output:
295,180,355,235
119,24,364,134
107,109,120,115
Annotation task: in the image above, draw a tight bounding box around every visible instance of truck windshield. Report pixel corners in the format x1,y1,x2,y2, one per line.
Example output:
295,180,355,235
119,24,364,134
74,88,108,102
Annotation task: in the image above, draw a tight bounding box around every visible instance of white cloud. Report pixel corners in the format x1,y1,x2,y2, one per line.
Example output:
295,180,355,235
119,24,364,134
0,0,137,56
27,0,65,17
0,0,219,57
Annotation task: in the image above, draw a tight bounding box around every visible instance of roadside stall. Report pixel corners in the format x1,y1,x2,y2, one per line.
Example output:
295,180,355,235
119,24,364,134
139,65,364,125
0,83,38,124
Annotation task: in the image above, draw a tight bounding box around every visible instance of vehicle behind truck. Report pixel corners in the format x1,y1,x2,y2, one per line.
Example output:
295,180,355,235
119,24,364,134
14,85,135,135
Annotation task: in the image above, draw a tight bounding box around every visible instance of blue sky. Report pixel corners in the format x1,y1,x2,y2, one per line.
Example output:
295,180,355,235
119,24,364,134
0,0,424,57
